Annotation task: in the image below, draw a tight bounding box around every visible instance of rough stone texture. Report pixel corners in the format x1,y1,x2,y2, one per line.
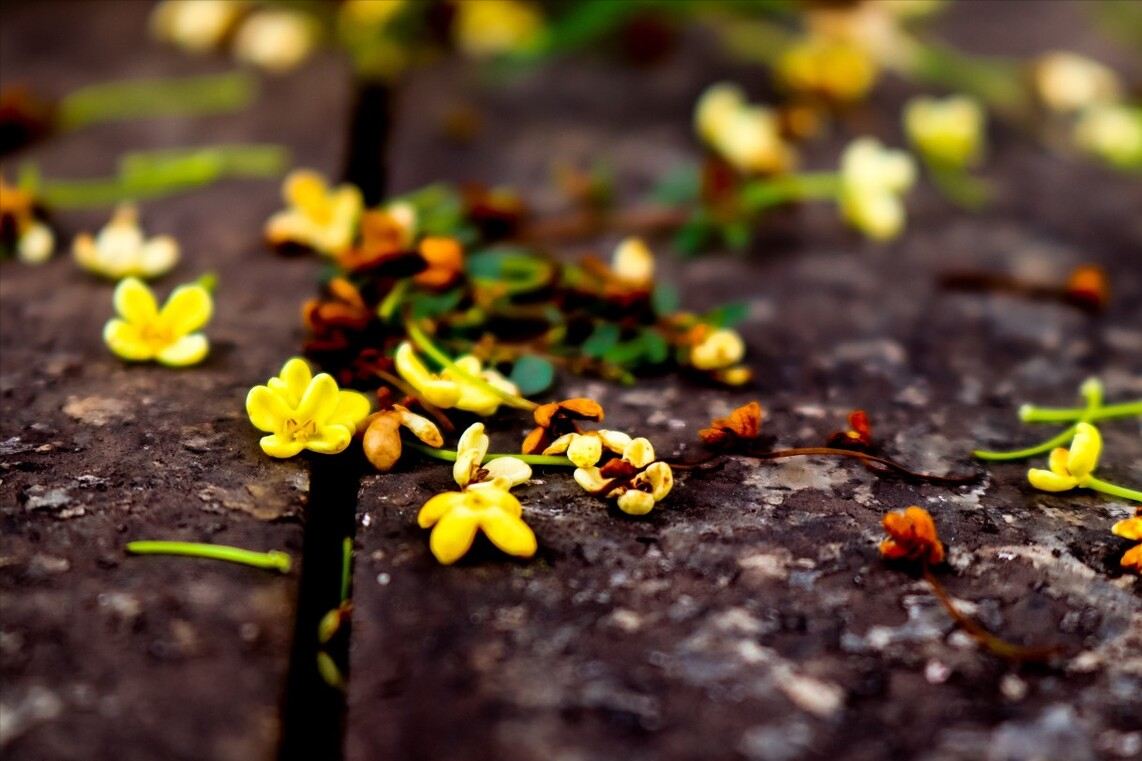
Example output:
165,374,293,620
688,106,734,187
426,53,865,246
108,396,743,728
346,3,1141,761
0,2,348,759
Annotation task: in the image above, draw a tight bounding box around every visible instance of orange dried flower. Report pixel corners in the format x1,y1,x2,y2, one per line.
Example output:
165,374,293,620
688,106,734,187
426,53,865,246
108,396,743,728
336,207,420,274
1063,264,1109,312
522,397,605,455
880,506,945,565
828,409,873,450
699,402,763,448
414,237,464,289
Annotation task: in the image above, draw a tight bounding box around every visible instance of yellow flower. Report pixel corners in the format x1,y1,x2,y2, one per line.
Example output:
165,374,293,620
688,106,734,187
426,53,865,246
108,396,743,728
150,0,246,53
247,358,371,458
103,277,212,366
417,488,537,564
265,170,363,256
1112,516,1142,573
690,327,746,371
838,137,916,241
453,0,545,59
1027,422,1101,492
453,423,531,491
903,95,986,169
611,237,655,290
1073,103,1142,170
694,83,795,175
232,10,320,73
1032,52,1121,114
73,204,179,280
777,39,877,103
393,341,520,416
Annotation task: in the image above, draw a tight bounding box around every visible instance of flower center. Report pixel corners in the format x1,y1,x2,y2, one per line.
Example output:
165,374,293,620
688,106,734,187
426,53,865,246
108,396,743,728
139,322,174,349
284,418,319,442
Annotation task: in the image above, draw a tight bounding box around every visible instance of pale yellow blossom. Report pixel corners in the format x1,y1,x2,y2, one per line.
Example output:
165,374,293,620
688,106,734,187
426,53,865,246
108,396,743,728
74,204,179,280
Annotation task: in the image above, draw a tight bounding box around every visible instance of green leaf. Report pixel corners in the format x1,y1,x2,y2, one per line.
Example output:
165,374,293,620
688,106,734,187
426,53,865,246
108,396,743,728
649,162,701,205
706,302,749,328
409,288,464,320
652,283,680,316
673,214,713,257
509,355,555,396
582,323,620,358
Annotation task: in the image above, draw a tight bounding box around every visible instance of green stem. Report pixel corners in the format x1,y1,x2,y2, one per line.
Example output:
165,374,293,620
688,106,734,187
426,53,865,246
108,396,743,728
740,173,840,215
377,278,411,323
340,537,353,603
1086,478,1142,503
927,164,991,210
404,439,573,467
125,541,291,573
58,71,257,131
973,424,1078,461
1019,400,1142,423
405,318,537,411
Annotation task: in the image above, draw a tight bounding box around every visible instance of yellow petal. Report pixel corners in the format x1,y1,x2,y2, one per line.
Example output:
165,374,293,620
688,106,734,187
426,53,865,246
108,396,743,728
331,389,372,432
617,490,656,516
597,430,632,454
278,357,313,406
612,237,654,286
305,424,353,455
567,434,603,468
1066,422,1101,481
1028,467,1076,492
454,422,489,488
261,433,306,458
642,461,674,501
480,510,537,558
395,342,462,408
158,283,213,337
429,510,480,565
155,333,208,366
296,373,342,426
284,170,329,208
247,385,293,433
542,433,575,456
114,277,158,324
103,319,155,361
470,487,523,518
17,222,53,264
418,491,468,528
574,466,610,493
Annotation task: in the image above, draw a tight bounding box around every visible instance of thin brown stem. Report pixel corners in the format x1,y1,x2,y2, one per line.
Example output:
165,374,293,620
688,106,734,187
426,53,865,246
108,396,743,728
922,565,1064,663
743,447,980,485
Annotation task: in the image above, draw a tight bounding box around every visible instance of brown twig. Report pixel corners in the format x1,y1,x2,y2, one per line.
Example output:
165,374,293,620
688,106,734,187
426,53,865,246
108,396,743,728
743,447,981,485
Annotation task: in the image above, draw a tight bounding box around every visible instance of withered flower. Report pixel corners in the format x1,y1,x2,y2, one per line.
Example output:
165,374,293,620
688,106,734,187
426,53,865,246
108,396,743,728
699,402,763,449
414,236,464,289
1062,264,1109,312
336,206,422,275
363,403,444,472
827,409,873,451
522,397,605,455
879,506,945,565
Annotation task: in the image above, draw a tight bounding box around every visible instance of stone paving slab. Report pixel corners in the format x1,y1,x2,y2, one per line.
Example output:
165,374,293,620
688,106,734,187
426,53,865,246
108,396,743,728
346,3,1141,760
0,2,349,759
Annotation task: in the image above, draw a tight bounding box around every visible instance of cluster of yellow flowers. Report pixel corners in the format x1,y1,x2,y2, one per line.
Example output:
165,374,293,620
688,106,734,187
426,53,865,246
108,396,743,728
694,83,795,175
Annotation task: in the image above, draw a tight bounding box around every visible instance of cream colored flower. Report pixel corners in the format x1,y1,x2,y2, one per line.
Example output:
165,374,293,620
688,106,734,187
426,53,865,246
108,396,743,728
611,237,655,290
690,328,746,371
903,94,986,169
453,422,531,492
543,429,633,469
574,460,674,516
838,137,916,241
265,170,363,256
74,204,179,280
394,342,520,416
1033,52,1121,114
232,10,319,73
151,0,246,53
694,83,794,174
1073,103,1142,170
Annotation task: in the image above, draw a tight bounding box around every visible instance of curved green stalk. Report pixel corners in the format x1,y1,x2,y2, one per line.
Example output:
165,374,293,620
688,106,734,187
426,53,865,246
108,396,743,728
126,541,291,573
404,439,573,467
1086,478,1142,503
1019,400,1142,424
973,424,1078,461
405,318,537,411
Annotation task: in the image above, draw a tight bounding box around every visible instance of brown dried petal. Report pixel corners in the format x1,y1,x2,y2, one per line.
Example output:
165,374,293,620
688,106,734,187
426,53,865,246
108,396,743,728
363,411,403,472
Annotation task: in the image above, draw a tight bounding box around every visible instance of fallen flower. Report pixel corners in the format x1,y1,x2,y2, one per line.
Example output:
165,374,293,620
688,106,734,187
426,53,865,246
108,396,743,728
0,172,54,264
879,506,945,565
827,409,873,451
903,94,985,170
522,397,605,455
394,340,522,416
247,357,371,458
417,487,537,565
1027,422,1142,502
453,422,531,491
1112,515,1142,573
694,82,795,175
838,136,916,241
103,276,212,366
73,203,179,279
544,429,633,469
1032,51,1121,114
699,401,763,448
232,9,319,73
362,403,442,472
265,169,363,256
